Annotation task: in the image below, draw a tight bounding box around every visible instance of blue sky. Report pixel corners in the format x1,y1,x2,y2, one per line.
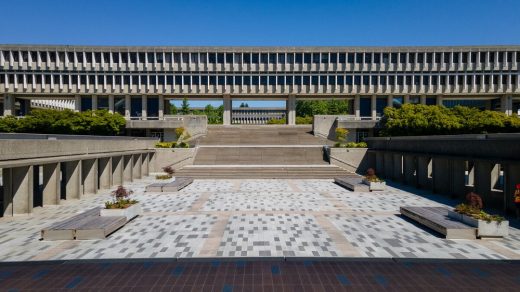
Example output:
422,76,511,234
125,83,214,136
2,0,519,107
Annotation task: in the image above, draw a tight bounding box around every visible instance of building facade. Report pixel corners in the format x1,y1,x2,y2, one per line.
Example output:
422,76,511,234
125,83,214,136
1,45,519,129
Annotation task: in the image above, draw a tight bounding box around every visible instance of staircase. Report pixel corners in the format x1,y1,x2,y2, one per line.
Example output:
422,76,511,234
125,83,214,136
177,125,350,179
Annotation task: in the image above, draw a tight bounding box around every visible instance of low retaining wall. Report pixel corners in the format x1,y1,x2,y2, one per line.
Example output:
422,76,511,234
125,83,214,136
154,148,197,172
327,147,373,174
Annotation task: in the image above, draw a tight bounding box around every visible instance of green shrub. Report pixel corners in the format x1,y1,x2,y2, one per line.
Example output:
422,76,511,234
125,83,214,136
174,127,185,137
296,116,313,124
178,142,190,148
336,142,367,148
335,128,349,142
267,118,286,124
0,109,125,135
155,141,176,148
380,104,520,136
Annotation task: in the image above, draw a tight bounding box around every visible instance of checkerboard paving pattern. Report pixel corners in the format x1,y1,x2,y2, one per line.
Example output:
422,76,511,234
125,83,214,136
217,214,338,257
0,178,519,261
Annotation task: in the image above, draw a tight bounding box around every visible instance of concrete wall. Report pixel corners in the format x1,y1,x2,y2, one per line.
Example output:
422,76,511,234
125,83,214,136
0,137,156,162
327,148,374,174
154,148,197,172
313,115,377,141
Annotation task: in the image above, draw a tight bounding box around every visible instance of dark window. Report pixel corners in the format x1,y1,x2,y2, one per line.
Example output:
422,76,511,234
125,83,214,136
295,53,303,64
209,75,216,85
399,53,406,64
226,76,233,85
226,53,233,64
121,52,128,63
337,75,344,85
166,75,173,85
130,53,137,63
201,75,208,85
208,53,216,63
480,52,486,63
252,53,259,64
49,51,56,62
182,53,189,63
130,96,142,117
484,75,490,85
380,75,386,85
391,53,398,63
493,75,499,85
149,75,156,85
507,52,513,62
348,53,355,64
311,76,319,85
355,53,363,64
303,75,310,85
112,52,119,63
234,53,241,64
80,75,87,85
426,53,433,63
362,76,369,85
405,76,412,85
156,52,163,63
502,75,508,85
320,75,326,85
31,51,38,62
183,75,191,85
414,75,420,85
114,97,125,115
58,52,65,63
252,75,259,85
432,75,438,85
287,53,294,64
489,52,495,62
147,97,159,117
418,53,424,63
277,76,284,85
98,96,109,110
517,51,520,62
453,52,460,63
440,75,446,85
269,53,276,64
260,53,268,64
371,75,377,85
354,76,361,85
448,75,455,85
304,53,311,64
475,75,481,85
260,75,267,85
81,97,92,111
312,53,320,64
330,53,337,63
364,53,372,63
471,52,477,63
383,53,389,63
409,53,416,63
147,52,155,63
243,75,250,85
286,75,293,85
462,52,468,63
328,76,335,85
457,75,463,85
94,53,101,63
423,75,428,85
244,53,251,63
12,51,19,62
374,53,380,63
346,75,353,85
138,52,145,63
71,75,78,84
140,75,147,85
498,52,504,62
295,75,302,85
388,75,395,85
321,53,328,63
338,53,346,63
217,75,224,85
466,75,472,85
268,75,275,85
192,53,200,63
103,52,110,63
106,75,113,84
115,75,121,85
443,52,450,63
435,52,441,63
89,75,95,84
217,53,224,64
397,75,403,85
278,53,285,64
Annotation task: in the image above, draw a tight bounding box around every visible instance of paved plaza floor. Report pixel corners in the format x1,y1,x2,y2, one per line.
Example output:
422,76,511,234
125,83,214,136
1,178,520,261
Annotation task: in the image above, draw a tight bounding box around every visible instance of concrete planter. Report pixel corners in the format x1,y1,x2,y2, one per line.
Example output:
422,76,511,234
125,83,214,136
362,179,386,191
101,203,142,221
448,210,509,237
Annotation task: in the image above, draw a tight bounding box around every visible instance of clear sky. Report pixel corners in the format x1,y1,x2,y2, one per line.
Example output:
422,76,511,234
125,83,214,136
2,0,519,107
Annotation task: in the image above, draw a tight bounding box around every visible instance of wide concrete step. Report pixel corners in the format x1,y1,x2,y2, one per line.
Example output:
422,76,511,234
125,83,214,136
194,146,328,165
175,165,351,179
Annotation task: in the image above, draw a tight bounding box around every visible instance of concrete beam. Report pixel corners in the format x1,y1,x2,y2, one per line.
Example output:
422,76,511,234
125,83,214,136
81,159,98,195
473,161,494,201
42,163,61,205
416,156,432,189
3,94,15,116
142,152,149,176
64,160,82,200
1,166,34,216
98,157,111,190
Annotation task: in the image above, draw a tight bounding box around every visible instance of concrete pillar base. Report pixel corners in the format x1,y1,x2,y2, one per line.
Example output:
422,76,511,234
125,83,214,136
98,157,112,190
112,156,124,186
64,160,82,200
82,159,98,195
42,163,61,205
2,166,34,216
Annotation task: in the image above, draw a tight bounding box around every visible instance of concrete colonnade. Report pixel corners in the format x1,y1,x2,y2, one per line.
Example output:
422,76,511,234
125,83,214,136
375,151,520,212
1,152,154,217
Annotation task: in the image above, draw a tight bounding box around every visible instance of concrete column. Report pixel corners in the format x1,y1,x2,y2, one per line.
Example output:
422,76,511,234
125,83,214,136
81,159,98,195
91,95,98,111
2,166,34,216
148,152,156,173
420,94,426,105
42,163,61,205
164,99,171,115
74,95,81,112
416,156,432,189
403,154,416,186
501,95,513,116
223,94,231,125
141,95,147,120
354,95,360,118
504,163,520,213
3,94,15,116
142,152,150,176
64,160,82,200
98,157,112,190
436,95,443,106
451,160,467,199
383,152,393,180
371,95,377,120
108,95,115,114
392,153,403,181
432,157,451,194
158,95,164,119
125,95,131,119
287,94,296,125
375,151,385,177
387,95,393,108
133,154,142,179
473,161,494,201
123,155,133,182
111,156,124,186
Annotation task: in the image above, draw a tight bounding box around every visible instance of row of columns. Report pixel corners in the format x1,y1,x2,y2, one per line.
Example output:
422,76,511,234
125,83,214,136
222,95,296,125
375,151,520,212
1,152,154,217
73,94,169,120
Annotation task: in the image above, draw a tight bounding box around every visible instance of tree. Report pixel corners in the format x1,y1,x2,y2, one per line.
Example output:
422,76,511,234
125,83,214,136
181,97,190,114
170,103,178,115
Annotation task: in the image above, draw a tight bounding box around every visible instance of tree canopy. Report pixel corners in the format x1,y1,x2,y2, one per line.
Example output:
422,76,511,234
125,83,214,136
296,100,349,117
379,104,520,136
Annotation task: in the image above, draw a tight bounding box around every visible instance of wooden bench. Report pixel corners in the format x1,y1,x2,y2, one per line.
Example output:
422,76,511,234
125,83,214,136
400,206,477,239
41,207,127,240
145,177,194,192
334,177,370,192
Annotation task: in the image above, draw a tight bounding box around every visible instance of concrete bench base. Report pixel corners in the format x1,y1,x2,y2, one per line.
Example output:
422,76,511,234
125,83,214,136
41,207,127,240
400,206,477,240
145,177,194,192
334,177,370,192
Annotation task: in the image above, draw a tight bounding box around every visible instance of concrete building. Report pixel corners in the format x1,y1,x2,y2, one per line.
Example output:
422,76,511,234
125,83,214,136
1,45,519,134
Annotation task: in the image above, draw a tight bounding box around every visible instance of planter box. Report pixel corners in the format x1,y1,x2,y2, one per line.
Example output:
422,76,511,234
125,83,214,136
362,179,386,191
100,203,142,221
448,211,508,237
